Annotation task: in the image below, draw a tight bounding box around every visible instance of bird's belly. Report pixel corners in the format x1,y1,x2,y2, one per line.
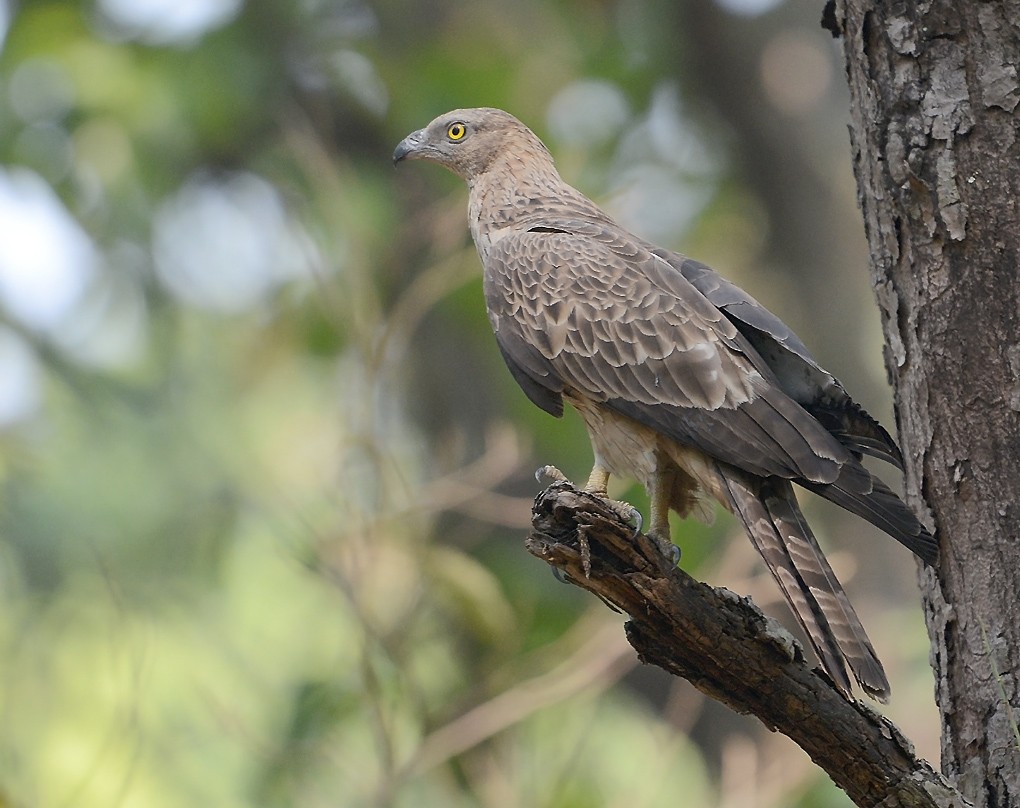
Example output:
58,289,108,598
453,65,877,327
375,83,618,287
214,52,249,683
566,391,725,522
566,393,660,485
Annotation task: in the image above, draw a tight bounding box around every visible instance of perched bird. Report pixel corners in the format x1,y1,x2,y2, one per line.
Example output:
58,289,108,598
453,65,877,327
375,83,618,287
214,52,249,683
394,107,936,701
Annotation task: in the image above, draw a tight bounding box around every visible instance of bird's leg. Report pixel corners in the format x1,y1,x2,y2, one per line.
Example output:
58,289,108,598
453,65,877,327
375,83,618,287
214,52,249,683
583,464,643,535
583,465,611,497
648,455,681,565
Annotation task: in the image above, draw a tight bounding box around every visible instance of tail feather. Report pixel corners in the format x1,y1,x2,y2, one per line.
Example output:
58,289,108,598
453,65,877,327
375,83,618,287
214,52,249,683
801,461,938,565
761,479,890,700
718,468,891,701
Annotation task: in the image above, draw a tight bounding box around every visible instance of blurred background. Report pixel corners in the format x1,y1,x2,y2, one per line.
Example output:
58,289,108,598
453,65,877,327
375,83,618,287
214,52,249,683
0,1,937,806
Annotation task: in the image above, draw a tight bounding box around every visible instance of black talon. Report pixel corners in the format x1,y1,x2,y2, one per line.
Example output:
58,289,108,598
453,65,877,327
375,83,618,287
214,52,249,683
647,532,681,566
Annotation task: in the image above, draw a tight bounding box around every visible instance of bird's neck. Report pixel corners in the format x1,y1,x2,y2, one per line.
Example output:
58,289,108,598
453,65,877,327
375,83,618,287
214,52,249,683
467,150,603,260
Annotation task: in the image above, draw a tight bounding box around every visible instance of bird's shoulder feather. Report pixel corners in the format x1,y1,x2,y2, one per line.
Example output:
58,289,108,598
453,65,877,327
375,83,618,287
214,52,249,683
483,222,851,483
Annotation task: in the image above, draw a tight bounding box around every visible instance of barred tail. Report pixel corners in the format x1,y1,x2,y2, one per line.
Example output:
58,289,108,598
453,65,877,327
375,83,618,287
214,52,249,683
719,469,890,701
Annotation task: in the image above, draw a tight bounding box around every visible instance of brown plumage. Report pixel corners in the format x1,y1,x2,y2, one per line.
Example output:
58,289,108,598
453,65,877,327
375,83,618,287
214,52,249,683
394,107,937,701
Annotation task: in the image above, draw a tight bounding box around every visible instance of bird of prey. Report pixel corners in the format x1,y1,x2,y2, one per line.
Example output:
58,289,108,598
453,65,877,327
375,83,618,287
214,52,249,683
394,107,937,701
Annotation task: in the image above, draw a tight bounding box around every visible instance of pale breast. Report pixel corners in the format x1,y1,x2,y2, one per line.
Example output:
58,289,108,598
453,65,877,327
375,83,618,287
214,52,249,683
566,391,660,486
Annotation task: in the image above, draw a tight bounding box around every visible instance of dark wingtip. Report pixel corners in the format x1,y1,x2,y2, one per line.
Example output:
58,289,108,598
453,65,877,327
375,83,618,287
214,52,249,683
809,401,905,471
801,463,939,565
915,527,940,567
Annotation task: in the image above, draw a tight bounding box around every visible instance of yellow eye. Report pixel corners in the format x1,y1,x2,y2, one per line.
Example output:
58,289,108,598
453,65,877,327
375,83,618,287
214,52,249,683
447,122,467,141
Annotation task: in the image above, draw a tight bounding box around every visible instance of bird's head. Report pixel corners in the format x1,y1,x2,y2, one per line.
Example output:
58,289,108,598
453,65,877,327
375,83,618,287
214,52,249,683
393,107,552,181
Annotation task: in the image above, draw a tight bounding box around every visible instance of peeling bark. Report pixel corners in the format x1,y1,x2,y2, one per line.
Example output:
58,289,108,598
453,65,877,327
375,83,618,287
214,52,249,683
833,2,1020,805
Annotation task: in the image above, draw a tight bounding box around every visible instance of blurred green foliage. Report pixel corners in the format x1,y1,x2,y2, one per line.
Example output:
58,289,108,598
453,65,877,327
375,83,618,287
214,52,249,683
0,1,935,806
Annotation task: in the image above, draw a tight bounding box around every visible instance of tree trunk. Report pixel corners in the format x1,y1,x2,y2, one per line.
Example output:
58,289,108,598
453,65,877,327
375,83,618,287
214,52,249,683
833,1,1020,804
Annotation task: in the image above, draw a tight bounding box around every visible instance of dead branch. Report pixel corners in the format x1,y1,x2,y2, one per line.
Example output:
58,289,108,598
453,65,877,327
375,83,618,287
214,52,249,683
526,482,965,808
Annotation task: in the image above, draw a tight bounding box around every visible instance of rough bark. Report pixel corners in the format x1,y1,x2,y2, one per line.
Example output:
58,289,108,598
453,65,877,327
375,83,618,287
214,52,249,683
831,2,1020,805
527,483,963,808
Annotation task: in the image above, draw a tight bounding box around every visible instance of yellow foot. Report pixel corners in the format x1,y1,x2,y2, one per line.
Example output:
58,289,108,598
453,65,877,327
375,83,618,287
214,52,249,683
535,465,678,566
535,465,570,484
535,465,644,537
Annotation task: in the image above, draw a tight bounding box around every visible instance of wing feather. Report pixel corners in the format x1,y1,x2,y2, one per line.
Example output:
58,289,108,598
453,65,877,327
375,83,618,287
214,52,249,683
484,230,850,484
659,254,904,469
501,213,904,469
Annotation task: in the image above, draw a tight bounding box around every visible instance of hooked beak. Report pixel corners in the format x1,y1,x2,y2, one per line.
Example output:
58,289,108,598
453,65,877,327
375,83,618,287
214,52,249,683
393,128,426,165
